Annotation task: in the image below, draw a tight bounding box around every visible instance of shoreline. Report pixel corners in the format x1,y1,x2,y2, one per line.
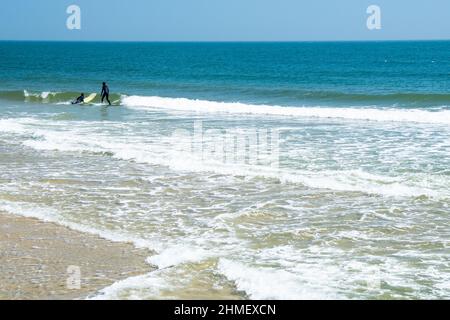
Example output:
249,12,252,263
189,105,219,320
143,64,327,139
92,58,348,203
0,212,154,300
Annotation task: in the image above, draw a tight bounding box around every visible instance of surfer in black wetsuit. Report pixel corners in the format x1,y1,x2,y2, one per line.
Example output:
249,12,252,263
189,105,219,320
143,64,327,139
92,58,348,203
101,82,111,105
72,93,84,105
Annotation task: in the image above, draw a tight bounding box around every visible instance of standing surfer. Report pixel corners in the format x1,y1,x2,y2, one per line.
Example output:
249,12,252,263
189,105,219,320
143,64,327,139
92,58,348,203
101,82,111,105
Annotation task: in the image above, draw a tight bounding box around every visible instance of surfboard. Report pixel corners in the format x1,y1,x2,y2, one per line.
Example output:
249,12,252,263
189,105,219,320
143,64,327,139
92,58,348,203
83,93,97,104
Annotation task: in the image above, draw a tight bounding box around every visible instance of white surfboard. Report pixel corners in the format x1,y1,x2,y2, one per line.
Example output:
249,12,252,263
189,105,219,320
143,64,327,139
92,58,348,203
83,93,97,104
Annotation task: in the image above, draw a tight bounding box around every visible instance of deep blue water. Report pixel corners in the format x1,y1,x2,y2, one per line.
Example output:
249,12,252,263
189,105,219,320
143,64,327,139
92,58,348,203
0,41,449,108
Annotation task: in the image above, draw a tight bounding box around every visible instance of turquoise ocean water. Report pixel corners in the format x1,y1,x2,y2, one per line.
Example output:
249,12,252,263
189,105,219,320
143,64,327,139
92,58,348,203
0,41,449,299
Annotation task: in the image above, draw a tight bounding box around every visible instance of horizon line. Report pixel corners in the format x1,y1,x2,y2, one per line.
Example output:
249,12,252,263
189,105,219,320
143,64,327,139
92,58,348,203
0,38,449,43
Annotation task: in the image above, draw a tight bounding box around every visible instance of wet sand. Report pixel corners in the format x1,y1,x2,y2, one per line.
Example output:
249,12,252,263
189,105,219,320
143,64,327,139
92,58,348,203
0,212,154,300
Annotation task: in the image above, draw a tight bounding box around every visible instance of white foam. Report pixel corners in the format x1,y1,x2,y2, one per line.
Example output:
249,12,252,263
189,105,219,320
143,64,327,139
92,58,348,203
0,119,27,134
1,117,446,199
23,90,58,99
89,271,168,300
89,264,213,300
41,92,51,99
217,258,335,299
122,95,450,124
146,245,213,269
0,200,154,249
163,154,446,199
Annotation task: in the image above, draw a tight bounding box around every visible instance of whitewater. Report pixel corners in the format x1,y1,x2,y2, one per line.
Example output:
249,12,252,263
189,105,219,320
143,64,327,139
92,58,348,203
0,96,449,299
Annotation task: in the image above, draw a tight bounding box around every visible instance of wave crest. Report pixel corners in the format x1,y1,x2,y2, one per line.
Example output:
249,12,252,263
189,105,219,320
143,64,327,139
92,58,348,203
1,90,449,124
122,95,450,124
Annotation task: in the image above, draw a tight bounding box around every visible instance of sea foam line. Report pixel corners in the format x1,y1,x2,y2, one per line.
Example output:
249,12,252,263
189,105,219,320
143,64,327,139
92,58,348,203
19,128,445,199
0,117,447,199
0,200,155,249
122,95,450,124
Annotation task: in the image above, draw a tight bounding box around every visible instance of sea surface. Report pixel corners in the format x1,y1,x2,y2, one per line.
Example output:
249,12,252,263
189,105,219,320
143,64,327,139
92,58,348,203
0,41,449,299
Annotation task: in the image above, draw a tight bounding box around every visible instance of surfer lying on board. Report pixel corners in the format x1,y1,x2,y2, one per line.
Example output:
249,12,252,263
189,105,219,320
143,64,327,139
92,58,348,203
101,82,111,105
71,93,84,105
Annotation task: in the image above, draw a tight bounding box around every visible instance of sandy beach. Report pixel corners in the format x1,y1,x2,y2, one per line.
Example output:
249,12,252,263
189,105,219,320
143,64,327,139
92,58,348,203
0,212,153,300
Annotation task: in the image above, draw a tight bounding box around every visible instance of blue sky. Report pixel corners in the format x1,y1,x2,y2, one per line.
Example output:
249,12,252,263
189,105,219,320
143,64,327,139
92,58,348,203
0,0,449,41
